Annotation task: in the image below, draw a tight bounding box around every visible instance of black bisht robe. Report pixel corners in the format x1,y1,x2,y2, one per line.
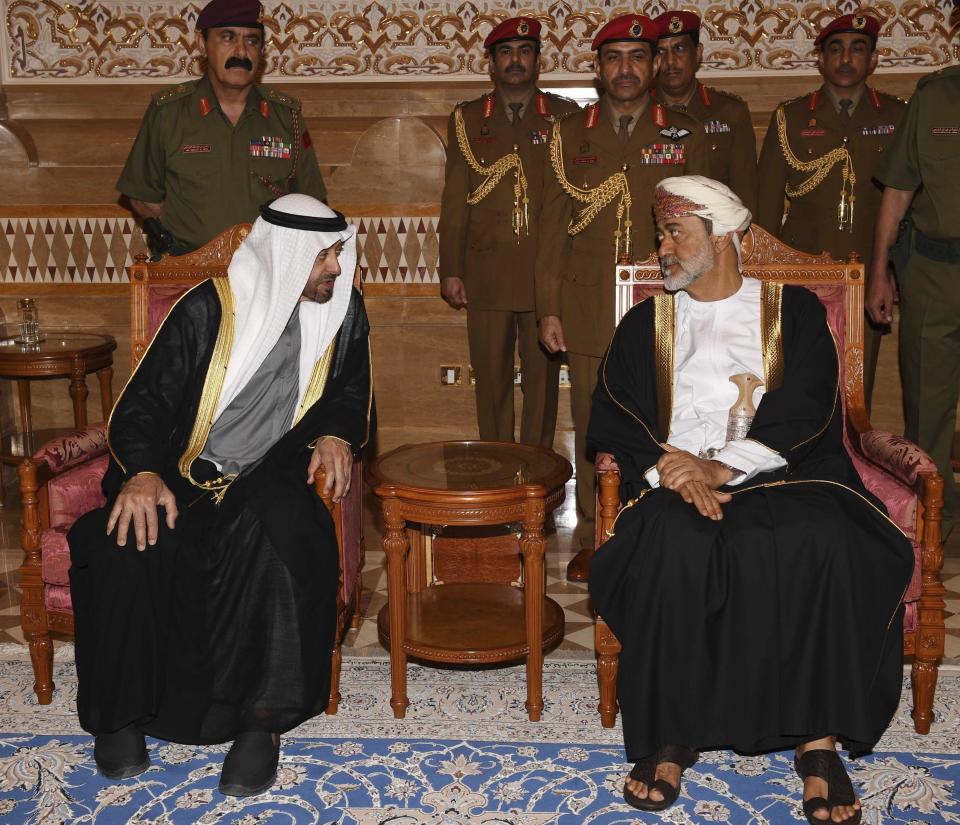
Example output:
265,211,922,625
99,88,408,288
69,279,374,744
588,284,913,760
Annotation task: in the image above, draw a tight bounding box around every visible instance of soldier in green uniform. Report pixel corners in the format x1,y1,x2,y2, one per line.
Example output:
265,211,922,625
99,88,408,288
869,64,960,537
117,0,327,255
652,10,757,215
757,12,905,411
439,18,579,447
536,13,708,581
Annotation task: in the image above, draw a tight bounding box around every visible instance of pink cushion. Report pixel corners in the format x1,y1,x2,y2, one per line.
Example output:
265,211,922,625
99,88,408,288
339,458,363,605
41,527,71,586
148,284,193,340
44,583,73,614
47,454,109,530
859,430,939,489
32,425,108,473
904,601,917,635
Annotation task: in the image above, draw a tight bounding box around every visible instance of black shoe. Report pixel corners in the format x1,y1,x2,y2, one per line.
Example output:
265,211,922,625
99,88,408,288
794,748,863,825
218,732,279,797
623,744,698,812
94,724,149,779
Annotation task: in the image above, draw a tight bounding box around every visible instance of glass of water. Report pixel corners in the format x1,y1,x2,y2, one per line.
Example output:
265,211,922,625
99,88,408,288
17,298,40,345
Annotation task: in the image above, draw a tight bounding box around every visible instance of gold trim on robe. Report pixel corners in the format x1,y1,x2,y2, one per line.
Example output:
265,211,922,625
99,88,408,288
653,294,675,440
760,281,784,391
293,339,337,426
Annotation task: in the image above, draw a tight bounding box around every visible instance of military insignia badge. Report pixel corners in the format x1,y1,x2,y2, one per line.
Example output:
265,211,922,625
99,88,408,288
517,20,529,36
629,19,644,37
580,140,591,153
853,15,866,29
669,16,683,34
250,136,291,159
529,128,549,145
808,118,817,127
480,124,490,136
659,126,692,140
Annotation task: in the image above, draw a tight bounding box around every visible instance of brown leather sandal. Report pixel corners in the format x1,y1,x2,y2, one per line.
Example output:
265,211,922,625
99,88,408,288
794,749,862,825
623,744,698,812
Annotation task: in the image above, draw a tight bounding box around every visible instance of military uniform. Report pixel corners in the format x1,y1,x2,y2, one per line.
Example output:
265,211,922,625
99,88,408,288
117,76,327,253
537,95,708,550
757,85,905,406
662,82,757,216
875,65,960,532
439,89,580,446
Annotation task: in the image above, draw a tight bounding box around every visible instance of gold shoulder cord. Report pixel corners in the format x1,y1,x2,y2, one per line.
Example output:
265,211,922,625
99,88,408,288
775,105,856,231
453,105,529,240
548,121,633,263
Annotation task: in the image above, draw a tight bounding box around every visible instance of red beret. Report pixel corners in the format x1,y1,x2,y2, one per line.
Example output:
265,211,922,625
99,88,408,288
197,0,264,31
814,13,880,47
591,14,657,51
484,17,541,50
654,10,702,40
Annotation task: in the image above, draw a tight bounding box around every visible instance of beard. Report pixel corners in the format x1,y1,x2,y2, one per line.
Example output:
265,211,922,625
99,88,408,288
661,242,715,292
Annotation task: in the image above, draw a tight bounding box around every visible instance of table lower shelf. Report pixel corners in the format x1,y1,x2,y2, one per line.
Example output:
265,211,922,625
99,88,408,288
377,582,565,665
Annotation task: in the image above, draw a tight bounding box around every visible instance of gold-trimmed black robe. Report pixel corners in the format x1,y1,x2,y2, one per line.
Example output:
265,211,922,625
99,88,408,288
587,284,912,759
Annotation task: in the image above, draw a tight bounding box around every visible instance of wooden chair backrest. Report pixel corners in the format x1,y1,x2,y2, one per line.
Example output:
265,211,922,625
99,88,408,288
614,223,868,424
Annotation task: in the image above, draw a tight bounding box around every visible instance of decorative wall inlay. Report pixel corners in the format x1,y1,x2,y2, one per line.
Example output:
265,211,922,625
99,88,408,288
0,215,440,285
1,1,955,83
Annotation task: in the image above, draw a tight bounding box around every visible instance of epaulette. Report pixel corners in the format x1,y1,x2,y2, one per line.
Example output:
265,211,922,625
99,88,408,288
706,85,746,104
916,64,960,90
545,91,577,105
554,108,580,124
778,92,812,110
265,87,302,110
152,83,192,107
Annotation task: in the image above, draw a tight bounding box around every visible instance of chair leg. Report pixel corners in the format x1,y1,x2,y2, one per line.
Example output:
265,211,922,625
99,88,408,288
595,618,621,728
911,656,938,734
326,644,342,715
350,580,364,630
27,630,54,704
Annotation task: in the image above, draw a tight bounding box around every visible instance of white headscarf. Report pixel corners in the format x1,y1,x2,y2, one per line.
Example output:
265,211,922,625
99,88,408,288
213,194,357,422
653,176,753,264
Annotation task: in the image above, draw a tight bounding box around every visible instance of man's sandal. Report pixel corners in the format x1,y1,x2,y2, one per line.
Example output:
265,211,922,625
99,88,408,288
794,749,862,825
623,744,698,812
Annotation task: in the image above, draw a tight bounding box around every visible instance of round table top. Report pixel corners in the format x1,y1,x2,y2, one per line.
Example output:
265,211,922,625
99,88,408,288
372,441,572,494
0,331,116,356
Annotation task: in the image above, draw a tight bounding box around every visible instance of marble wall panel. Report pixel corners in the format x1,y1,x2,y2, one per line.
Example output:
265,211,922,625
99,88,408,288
0,1,955,83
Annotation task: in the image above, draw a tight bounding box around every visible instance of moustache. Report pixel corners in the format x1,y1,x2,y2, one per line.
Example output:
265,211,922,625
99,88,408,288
225,56,254,71
660,256,679,269
613,74,640,83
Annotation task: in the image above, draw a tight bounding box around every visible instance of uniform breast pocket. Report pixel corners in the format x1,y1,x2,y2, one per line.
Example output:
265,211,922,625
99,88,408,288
167,149,219,199
920,132,960,176
251,156,294,190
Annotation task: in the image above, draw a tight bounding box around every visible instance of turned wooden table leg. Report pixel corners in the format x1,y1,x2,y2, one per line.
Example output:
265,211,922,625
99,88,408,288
382,495,410,719
520,491,547,721
69,359,88,427
15,379,32,437
96,366,114,421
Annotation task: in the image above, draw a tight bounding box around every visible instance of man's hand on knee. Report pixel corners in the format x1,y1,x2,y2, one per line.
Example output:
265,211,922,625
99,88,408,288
308,436,353,502
107,472,178,551
677,480,731,520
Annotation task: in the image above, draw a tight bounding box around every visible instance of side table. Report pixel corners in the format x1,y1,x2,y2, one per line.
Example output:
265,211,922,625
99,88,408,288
0,331,116,504
371,441,572,722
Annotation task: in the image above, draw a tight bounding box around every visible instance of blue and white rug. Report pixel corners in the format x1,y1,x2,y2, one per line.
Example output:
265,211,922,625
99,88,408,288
0,647,958,824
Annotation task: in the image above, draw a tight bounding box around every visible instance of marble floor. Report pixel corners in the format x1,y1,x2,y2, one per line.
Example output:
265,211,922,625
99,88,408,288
1,441,959,667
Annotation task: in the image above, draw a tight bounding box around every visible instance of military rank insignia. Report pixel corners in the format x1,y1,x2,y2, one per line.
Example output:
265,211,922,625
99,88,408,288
529,128,549,145
249,136,291,159
640,143,686,164
703,120,731,135
861,125,895,136
659,126,692,140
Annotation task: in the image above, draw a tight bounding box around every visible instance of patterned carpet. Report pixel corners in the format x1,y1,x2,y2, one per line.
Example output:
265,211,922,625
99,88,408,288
1,644,959,824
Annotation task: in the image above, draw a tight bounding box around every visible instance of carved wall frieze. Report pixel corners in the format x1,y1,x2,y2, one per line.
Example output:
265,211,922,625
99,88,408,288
1,1,955,83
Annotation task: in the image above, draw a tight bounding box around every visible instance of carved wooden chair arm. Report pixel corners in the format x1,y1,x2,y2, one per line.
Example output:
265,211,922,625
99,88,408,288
857,429,939,494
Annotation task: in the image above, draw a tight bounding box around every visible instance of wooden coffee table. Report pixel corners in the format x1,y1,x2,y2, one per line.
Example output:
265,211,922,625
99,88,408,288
371,441,572,721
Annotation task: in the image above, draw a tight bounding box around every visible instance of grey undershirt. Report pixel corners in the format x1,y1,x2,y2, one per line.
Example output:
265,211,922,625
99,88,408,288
202,306,302,476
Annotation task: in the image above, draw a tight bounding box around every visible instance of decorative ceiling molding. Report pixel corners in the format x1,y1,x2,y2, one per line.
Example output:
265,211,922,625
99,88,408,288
1,1,956,83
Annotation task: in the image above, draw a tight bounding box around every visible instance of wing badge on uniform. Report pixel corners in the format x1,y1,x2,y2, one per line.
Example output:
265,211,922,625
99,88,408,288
659,126,691,140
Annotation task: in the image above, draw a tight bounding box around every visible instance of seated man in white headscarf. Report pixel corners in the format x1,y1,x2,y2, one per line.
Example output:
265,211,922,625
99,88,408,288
588,176,912,825
68,194,374,796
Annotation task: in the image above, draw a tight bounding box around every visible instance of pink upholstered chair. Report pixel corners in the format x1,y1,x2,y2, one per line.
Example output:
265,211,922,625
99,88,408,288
18,224,366,713
594,225,945,735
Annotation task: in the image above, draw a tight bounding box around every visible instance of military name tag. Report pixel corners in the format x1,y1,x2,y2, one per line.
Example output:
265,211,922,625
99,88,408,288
932,127,960,136
703,120,731,134
574,154,598,164
800,128,826,137
861,125,895,136
659,126,692,140
529,128,549,145
250,136,291,159
640,143,686,164
182,144,211,154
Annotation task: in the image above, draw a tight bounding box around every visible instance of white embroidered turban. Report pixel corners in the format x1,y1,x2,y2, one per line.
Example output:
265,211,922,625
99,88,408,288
653,175,752,235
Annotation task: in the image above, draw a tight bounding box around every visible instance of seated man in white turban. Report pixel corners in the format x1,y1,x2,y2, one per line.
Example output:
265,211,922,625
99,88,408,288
588,176,912,825
68,194,374,796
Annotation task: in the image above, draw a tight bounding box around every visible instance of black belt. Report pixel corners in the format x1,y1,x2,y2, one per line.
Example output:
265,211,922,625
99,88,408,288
916,230,960,264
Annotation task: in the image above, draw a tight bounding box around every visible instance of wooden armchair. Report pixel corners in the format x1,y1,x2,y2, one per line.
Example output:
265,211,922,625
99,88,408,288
594,225,945,735
18,224,366,713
